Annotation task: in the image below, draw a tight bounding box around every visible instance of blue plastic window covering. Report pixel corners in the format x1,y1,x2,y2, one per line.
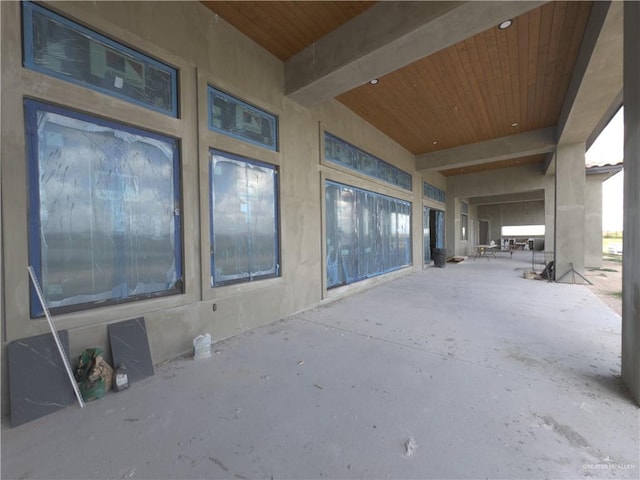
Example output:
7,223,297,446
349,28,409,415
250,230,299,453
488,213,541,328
210,150,279,286
435,210,445,249
22,2,178,117
423,207,445,263
324,132,412,191
208,87,278,151
423,181,445,203
423,207,431,263
461,202,469,241
25,99,183,317
325,181,411,289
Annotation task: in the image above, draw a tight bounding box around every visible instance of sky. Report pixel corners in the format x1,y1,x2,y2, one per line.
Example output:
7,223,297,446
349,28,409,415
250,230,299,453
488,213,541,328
585,107,624,233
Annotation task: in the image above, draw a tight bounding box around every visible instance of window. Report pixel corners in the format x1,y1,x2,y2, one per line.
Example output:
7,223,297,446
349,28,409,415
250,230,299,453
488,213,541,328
461,201,469,241
208,87,278,151
210,150,279,286
501,225,545,237
325,181,411,288
423,182,445,203
23,2,178,116
25,100,183,317
324,132,412,191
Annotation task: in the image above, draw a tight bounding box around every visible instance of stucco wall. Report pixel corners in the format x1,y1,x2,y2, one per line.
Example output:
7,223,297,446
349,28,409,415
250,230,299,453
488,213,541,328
478,201,545,244
0,1,421,415
445,165,555,256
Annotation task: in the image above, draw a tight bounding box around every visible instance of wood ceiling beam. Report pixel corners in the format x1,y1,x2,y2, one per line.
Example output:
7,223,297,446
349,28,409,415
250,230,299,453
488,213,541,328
416,127,557,173
285,1,545,107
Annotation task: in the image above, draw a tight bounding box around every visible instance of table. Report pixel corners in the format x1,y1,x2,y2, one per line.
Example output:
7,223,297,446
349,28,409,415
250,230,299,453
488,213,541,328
473,244,513,260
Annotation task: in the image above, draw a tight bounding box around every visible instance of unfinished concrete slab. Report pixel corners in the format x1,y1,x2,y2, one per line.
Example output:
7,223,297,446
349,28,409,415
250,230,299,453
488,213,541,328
2,255,637,479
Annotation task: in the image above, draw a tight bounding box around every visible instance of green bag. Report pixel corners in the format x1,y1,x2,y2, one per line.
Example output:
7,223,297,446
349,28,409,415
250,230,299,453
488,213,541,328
74,348,113,402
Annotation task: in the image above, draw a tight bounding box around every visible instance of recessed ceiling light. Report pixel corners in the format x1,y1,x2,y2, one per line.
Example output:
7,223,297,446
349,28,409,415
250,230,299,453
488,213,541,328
511,122,519,127
369,79,379,85
432,141,438,145
499,20,513,30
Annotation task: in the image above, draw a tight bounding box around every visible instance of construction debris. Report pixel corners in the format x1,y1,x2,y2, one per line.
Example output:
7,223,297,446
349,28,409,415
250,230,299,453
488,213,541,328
523,270,542,280
404,437,417,456
447,256,467,263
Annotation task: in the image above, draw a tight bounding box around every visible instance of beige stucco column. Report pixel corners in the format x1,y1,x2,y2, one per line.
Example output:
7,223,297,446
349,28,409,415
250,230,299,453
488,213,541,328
622,1,640,405
544,174,555,256
554,143,586,282
584,176,604,268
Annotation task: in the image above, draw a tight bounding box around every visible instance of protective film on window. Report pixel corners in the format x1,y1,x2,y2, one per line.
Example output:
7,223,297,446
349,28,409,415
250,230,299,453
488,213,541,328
423,182,445,203
325,181,411,289
25,100,183,317
208,87,278,151
423,207,431,264
23,2,178,116
461,201,469,240
324,132,412,191
210,151,279,286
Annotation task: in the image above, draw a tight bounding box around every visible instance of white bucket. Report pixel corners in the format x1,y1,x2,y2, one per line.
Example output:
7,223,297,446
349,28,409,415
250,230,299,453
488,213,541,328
193,333,212,359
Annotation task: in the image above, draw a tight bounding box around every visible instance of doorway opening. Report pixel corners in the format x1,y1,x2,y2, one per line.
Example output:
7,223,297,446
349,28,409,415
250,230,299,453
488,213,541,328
424,207,445,264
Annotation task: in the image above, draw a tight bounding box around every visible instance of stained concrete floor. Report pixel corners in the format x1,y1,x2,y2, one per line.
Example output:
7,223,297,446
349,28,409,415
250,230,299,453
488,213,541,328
2,253,639,479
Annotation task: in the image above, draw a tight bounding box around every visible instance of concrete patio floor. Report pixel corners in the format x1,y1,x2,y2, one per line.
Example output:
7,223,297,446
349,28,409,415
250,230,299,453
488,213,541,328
2,253,638,479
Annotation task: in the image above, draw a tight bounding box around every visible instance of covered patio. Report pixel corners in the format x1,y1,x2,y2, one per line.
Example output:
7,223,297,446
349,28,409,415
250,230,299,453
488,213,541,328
2,254,637,479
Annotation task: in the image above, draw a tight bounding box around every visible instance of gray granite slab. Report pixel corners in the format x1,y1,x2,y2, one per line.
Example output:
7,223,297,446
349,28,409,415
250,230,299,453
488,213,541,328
108,317,154,383
8,330,75,427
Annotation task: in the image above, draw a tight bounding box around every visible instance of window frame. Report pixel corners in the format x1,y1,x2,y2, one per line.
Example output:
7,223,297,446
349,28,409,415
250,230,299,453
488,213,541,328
25,99,184,318
22,1,179,117
209,149,281,287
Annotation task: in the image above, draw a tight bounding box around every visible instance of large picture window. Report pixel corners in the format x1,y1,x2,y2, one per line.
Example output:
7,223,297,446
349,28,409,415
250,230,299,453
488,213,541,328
210,150,279,286
25,100,183,317
23,2,178,116
325,181,411,289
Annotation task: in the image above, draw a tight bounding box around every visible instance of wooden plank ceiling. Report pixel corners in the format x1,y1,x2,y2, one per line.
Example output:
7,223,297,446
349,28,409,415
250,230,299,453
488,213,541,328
202,1,592,176
202,1,376,61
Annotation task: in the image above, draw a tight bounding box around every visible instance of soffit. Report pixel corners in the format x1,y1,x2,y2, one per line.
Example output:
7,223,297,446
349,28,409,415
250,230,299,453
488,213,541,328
203,1,592,162
337,1,592,155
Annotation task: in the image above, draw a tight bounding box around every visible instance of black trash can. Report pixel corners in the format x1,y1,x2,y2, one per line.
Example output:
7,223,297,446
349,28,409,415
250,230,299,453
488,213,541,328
433,248,447,268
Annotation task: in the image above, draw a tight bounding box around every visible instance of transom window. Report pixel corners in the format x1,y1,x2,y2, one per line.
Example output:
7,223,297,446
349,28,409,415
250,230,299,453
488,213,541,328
324,132,412,191
22,1,178,116
208,87,278,151
423,182,445,203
